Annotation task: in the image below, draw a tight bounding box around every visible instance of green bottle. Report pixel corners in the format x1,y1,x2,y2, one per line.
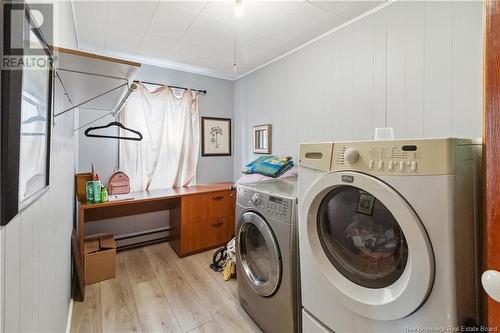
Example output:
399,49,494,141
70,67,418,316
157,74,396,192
93,181,101,203
86,181,94,202
101,187,108,202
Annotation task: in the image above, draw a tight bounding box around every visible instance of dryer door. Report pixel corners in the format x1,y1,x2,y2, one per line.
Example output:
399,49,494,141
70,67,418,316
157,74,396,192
301,171,434,320
237,211,282,297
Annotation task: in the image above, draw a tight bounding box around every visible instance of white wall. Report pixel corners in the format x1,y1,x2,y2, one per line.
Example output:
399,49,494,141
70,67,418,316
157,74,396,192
0,2,78,331
233,0,483,179
1,79,76,333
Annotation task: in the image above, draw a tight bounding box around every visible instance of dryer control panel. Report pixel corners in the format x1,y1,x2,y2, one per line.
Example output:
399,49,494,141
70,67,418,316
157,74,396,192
331,138,464,176
236,186,295,224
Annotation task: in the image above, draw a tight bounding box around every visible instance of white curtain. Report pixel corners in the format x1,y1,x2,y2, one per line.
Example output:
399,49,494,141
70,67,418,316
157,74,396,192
119,83,199,191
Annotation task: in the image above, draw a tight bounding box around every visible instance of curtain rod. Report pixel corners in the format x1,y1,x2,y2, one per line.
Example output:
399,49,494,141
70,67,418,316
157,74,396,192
133,80,207,95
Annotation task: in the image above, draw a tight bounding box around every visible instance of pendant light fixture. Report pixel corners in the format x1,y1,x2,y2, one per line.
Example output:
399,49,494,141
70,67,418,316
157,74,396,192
234,0,245,19
233,0,244,77
233,28,237,76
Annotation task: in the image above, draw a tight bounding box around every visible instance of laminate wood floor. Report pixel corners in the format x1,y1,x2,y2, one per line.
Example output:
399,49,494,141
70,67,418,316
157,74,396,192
70,242,262,333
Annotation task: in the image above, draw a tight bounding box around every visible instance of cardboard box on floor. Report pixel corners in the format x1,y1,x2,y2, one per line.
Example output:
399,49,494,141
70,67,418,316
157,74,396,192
84,233,116,285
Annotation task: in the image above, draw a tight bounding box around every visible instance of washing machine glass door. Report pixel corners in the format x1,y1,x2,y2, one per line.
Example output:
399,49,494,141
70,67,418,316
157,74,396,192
302,171,434,320
238,211,281,297
317,185,408,289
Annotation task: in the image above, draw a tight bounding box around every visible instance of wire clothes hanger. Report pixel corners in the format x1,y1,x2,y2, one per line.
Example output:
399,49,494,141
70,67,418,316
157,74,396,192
84,83,143,141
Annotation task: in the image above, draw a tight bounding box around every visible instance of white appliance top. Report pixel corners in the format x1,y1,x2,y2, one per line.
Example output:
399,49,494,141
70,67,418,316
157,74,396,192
299,137,481,176
238,178,297,200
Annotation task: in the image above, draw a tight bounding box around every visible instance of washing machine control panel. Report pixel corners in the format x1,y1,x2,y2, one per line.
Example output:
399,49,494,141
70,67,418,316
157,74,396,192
266,196,291,220
331,138,458,176
237,186,294,223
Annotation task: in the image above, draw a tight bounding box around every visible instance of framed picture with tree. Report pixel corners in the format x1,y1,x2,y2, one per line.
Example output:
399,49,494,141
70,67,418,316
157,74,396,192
201,117,231,156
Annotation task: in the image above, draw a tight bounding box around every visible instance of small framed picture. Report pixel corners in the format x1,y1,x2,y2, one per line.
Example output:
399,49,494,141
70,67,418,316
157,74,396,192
201,117,232,156
356,193,375,216
253,124,272,154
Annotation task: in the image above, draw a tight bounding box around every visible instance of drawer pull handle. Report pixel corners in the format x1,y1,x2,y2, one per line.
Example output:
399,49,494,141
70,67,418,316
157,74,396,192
212,196,224,201
212,221,224,227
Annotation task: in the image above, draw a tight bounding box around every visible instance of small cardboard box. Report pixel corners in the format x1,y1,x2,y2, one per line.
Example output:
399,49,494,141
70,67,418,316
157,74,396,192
84,233,116,285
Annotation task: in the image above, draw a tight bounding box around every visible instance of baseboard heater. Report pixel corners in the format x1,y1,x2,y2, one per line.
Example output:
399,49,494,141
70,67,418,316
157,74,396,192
114,226,171,250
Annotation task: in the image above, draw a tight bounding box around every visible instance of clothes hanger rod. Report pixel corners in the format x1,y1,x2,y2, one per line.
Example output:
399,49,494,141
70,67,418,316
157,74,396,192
73,83,136,131
73,111,113,132
79,106,113,111
133,80,207,95
52,65,127,125
56,68,128,83
111,83,138,118
54,82,128,118
54,70,73,105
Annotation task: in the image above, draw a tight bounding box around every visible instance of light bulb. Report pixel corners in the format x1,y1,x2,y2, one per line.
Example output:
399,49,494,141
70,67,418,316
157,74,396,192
234,0,245,19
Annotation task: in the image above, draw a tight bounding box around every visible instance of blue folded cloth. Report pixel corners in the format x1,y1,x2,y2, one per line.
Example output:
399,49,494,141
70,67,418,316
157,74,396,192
242,156,294,178
241,156,270,174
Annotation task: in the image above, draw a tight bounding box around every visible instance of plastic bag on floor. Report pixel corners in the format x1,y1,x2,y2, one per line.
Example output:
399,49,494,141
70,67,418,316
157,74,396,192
208,238,236,280
223,238,236,281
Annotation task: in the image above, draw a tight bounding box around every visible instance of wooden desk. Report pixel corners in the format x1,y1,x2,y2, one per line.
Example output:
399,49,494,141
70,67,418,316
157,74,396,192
75,182,235,299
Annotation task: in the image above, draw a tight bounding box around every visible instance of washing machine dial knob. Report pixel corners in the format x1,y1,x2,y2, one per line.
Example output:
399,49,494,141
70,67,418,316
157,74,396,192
344,148,360,163
251,193,261,206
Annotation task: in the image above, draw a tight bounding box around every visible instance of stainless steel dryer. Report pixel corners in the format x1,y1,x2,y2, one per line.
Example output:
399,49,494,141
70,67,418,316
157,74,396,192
236,179,299,333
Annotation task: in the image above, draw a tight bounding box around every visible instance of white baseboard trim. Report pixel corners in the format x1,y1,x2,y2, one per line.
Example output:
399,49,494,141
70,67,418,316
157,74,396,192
65,299,74,333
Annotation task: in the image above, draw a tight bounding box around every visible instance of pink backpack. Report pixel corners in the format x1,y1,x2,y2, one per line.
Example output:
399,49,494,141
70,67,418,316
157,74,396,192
108,171,130,195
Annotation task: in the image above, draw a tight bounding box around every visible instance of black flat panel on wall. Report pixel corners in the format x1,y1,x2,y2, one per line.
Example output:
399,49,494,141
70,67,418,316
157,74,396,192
0,0,3,226
0,69,22,226
0,2,23,226
0,1,53,226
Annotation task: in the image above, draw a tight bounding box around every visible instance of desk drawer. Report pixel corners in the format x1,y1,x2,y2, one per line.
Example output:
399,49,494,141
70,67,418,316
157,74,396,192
181,216,234,254
182,190,235,224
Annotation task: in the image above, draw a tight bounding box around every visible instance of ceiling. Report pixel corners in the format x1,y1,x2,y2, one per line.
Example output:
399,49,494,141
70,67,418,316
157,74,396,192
72,1,385,80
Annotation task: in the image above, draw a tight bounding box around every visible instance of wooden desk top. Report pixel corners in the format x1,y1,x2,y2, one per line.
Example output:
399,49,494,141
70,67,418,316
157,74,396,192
80,182,234,210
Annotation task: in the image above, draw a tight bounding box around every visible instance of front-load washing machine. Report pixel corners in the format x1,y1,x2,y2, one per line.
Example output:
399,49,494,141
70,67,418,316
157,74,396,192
298,138,482,332
236,179,300,333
